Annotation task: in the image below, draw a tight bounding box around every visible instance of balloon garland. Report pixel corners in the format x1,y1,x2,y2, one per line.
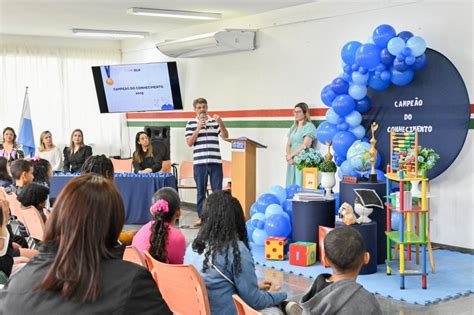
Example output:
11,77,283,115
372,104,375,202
316,24,427,178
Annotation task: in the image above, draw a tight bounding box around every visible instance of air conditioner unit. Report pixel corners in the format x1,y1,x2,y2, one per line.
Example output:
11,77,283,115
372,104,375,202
156,29,256,58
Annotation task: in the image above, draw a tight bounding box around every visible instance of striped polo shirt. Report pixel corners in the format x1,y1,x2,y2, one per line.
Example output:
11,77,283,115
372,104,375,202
185,118,222,165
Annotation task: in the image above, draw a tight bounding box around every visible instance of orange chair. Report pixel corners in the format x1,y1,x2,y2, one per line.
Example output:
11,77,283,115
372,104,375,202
222,160,232,190
232,294,262,315
6,193,25,223
143,251,211,315
161,160,172,173
177,161,196,190
19,206,45,241
111,158,133,173
0,187,6,200
123,245,147,267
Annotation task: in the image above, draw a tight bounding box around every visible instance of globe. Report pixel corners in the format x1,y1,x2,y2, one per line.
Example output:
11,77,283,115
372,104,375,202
347,140,372,173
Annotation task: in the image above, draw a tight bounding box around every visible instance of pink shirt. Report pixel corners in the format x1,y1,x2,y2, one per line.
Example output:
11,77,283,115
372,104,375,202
132,221,186,264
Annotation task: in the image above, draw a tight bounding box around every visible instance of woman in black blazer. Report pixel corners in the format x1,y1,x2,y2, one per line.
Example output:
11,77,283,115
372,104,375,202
63,129,92,173
132,131,162,174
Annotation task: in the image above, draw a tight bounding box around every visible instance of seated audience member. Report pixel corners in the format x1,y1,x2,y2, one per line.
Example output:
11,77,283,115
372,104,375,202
37,130,63,172
0,157,12,188
132,131,162,174
299,226,381,315
63,129,92,173
0,127,24,162
0,174,172,314
17,183,49,223
81,155,114,180
31,157,53,187
5,160,33,195
185,191,300,315
0,199,14,277
132,187,185,264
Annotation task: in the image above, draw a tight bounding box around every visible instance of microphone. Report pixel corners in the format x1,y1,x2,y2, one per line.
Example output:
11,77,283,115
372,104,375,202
199,113,208,129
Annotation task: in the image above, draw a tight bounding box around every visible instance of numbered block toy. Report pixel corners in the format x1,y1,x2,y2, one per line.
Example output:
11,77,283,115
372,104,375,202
289,242,317,266
265,237,288,260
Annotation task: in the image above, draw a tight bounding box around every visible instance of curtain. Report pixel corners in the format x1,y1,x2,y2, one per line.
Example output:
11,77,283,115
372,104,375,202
0,44,122,156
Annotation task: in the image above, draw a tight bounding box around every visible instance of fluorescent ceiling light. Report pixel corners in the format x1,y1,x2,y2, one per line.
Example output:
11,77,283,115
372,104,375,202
127,7,221,20
72,28,148,39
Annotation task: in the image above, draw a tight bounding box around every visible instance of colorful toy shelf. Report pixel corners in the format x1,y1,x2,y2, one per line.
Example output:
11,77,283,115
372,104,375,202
385,168,430,290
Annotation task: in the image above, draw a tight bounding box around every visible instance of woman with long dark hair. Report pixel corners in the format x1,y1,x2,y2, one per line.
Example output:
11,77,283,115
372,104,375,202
132,131,162,173
185,190,290,315
0,127,24,162
132,187,185,264
0,174,172,314
63,129,92,173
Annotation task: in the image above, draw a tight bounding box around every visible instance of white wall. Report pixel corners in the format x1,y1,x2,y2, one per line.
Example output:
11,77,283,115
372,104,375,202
121,1,473,248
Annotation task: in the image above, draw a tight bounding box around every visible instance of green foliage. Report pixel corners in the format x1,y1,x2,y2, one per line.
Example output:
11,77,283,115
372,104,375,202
319,160,337,173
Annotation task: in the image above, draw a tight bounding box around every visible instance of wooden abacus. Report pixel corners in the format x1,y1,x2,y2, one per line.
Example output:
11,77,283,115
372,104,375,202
389,130,418,178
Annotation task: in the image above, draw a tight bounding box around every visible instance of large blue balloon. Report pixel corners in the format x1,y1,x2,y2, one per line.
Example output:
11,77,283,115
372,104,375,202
344,110,362,127
355,96,372,113
348,84,367,100
413,54,427,71
250,202,265,217
332,131,357,156
406,36,426,57
341,41,362,65
252,228,268,245
265,203,284,218
355,44,381,69
391,68,414,86
334,153,346,167
246,220,255,242
352,71,369,85
350,125,366,140
368,73,390,90
316,121,338,144
265,214,291,238
286,184,300,199
340,160,355,175
331,78,349,94
321,84,337,106
372,24,396,48
269,185,286,204
380,48,395,66
397,31,414,43
387,37,405,56
332,95,356,117
282,199,293,215
325,108,339,124
256,193,280,209
251,212,266,230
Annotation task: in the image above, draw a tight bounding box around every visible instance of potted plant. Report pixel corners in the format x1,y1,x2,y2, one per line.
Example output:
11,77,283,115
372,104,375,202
318,160,337,199
407,146,440,196
294,148,324,190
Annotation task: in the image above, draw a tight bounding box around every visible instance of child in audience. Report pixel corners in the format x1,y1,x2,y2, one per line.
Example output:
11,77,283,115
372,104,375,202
17,183,50,223
0,157,12,188
300,226,381,315
31,157,53,187
81,155,114,180
132,187,185,264
0,174,172,314
185,190,301,315
0,199,14,277
5,160,33,195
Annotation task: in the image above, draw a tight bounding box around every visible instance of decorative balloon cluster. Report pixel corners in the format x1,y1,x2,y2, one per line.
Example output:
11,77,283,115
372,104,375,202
246,184,300,245
316,24,428,175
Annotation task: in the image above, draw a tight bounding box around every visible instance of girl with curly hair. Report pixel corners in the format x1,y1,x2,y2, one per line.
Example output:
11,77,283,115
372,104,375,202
132,187,185,264
185,190,294,315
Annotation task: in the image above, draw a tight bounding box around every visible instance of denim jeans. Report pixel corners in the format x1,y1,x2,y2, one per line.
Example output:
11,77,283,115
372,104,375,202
194,163,223,218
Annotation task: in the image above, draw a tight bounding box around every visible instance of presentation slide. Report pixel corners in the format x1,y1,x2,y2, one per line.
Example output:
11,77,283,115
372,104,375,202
100,63,174,112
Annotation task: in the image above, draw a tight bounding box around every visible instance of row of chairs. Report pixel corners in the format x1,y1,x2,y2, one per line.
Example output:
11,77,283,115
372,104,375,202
123,246,260,315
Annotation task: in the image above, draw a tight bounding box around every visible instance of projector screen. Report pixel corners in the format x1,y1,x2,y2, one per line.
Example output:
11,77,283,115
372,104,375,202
92,61,183,113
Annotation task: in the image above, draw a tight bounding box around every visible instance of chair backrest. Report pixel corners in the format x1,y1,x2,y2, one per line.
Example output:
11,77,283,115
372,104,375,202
111,158,133,173
178,161,194,181
6,193,24,222
222,159,232,180
161,160,172,174
123,245,147,267
232,294,262,315
0,187,6,200
143,251,211,315
20,206,45,241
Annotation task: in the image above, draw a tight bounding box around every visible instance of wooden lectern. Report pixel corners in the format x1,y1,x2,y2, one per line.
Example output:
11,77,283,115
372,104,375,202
224,137,266,219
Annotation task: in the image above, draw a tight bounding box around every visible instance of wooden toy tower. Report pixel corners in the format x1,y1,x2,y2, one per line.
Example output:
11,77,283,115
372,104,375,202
385,130,429,289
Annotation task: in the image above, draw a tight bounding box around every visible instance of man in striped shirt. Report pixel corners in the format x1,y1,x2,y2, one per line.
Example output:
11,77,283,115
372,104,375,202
185,98,228,226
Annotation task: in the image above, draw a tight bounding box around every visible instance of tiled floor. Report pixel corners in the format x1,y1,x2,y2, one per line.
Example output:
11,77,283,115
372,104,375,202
126,208,474,314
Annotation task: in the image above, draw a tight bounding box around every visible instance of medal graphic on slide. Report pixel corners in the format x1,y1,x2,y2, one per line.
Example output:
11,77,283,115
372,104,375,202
104,66,114,85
